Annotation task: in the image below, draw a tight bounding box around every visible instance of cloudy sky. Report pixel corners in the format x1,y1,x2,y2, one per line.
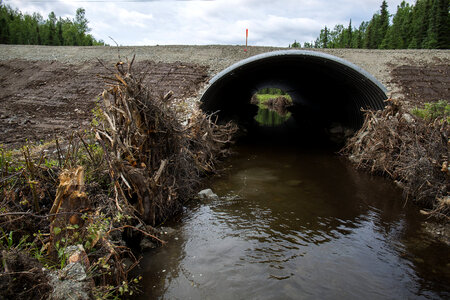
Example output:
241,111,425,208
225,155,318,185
5,0,415,46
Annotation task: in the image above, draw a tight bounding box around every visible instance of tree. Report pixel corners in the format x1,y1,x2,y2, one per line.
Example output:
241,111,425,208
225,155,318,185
377,0,390,48
382,1,412,48
291,40,300,48
346,20,352,48
433,0,450,49
74,8,90,45
306,0,448,49
365,1,390,49
0,2,11,43
329,24,344,48
315,26,329,48
62,19,78,45
364,14,380,49
355,21,368,48
46,12,58,45
57,18,64,45
0,2,104,46
409,0,432,48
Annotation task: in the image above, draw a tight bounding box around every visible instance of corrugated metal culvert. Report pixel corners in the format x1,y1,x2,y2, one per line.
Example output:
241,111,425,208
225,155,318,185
200,50,387,130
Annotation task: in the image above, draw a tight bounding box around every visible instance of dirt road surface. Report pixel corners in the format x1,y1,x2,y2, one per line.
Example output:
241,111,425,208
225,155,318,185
0,45,449,148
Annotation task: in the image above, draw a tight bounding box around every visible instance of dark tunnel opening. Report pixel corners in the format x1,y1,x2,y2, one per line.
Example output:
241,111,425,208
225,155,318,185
200,50,388,146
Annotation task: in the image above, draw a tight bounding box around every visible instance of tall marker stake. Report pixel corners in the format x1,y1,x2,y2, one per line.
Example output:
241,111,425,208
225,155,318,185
244,29,248,52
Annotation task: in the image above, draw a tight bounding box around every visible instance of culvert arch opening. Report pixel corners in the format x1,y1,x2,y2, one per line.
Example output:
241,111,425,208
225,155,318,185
251,87,293,127
200,50,388,144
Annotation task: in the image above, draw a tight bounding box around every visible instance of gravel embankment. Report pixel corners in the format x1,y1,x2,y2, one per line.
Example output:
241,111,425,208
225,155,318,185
0,45,449,148
1,44,449,96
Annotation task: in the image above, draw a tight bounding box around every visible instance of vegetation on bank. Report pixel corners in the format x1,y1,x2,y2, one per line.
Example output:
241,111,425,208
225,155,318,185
253,94,292,109
251,88,292,112
293,0,450,49
0,1,105,46
412,100,450,123
251,88,293,126
342,99,449,219
0,59,236,299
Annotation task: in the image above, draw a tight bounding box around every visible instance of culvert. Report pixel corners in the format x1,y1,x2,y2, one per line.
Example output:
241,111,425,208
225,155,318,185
200,50,387,132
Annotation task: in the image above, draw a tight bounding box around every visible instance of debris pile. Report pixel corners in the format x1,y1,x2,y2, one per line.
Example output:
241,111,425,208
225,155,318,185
96,57,236,225
263,96,292,115
341,99,449,219
0,57,237,299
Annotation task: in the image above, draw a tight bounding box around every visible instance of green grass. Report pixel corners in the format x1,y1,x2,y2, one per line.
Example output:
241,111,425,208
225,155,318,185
411,100,449,123
253,94,292,109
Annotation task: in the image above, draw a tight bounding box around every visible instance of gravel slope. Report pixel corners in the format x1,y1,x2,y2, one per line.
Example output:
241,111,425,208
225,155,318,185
1,45,449,96
0,45,449,147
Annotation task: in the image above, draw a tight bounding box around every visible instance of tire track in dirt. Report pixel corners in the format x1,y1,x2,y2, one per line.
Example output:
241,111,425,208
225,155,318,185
0,59,208,148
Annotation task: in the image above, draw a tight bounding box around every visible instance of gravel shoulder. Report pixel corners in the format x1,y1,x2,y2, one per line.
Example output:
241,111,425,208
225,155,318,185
0,45,449,148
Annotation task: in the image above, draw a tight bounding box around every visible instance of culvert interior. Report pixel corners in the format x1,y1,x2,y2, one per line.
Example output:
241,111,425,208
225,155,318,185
200,50,388,142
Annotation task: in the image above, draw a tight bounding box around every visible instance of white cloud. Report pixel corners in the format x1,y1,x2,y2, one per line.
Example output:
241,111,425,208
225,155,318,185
4,0,416,47
116,8,154,29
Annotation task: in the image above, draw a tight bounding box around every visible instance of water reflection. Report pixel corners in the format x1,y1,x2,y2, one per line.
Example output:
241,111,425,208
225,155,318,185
254,107,291,127
137,145,450,299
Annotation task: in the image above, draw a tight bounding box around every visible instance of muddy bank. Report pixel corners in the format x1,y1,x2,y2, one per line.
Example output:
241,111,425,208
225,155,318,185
0,60,235,299
390,62,450,107
0,59,208,148
342,99,449,222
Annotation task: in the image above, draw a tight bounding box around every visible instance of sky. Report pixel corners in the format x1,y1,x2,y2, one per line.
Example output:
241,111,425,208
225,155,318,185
4,0,416,47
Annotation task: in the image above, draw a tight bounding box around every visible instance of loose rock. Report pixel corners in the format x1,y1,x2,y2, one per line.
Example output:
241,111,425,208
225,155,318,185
198,189,219,200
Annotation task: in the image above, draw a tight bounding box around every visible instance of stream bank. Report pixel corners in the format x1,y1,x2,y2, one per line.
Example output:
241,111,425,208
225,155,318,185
1,48,449,299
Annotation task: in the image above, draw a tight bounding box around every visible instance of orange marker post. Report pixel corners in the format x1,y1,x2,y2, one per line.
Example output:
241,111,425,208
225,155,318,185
244,29,248,52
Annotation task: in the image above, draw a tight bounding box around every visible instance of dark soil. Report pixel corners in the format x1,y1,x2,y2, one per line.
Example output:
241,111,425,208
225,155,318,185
389,62,450,107
0,59,208,148
0,249,52,300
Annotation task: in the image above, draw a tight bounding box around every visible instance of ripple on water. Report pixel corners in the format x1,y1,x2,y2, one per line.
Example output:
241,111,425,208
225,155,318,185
137,145,450,299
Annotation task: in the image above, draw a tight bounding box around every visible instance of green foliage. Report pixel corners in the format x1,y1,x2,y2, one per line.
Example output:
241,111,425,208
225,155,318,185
303,0,449,49
290,40,300,48
54,240,68,269
93,276,142,299
255,94,292,105
411,100,450,122
254,105,291,126
256,88,288,95
0,1,106,46
0,147,13,173
0,230,30,253
83,214,109,251
90,104,105,127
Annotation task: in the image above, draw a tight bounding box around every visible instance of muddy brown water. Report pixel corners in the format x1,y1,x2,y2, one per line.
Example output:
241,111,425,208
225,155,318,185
137,108,450,299
137,144,449,299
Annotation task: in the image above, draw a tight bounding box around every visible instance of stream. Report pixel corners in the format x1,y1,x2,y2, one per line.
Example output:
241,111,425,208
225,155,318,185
137,141,450,299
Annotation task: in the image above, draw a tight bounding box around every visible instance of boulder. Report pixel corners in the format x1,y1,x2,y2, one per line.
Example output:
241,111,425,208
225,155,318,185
198,189,219,200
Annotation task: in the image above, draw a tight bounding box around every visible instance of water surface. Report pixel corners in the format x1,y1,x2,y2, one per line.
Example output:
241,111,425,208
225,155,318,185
138,144,450,299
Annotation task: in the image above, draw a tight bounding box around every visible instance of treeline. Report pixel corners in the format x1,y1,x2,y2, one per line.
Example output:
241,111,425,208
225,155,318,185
293,0,449,49
0,1,105,46
257,88,288,95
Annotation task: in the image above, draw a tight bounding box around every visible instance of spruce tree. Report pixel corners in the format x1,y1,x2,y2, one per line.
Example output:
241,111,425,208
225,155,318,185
436,0,450,48
382,1,412,48
377,0,390,48
307,0,448,49
346,20,352,48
